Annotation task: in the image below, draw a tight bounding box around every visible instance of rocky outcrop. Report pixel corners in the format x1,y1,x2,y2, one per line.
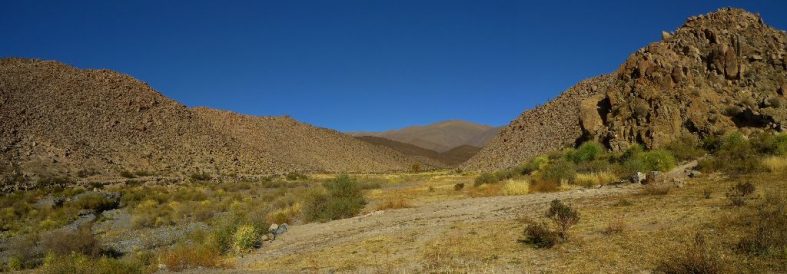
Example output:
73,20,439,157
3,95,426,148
466,8,787,171
0,59,433,187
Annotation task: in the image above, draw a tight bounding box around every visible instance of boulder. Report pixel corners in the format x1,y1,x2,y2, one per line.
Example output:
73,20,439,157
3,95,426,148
644,171,661,185
630,172,647,184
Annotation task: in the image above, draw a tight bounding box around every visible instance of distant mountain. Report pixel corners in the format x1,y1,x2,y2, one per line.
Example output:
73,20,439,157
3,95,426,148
355,136,481,167
350,120,500,152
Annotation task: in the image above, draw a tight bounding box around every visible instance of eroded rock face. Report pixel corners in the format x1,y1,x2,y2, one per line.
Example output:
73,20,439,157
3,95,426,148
465,8,787,171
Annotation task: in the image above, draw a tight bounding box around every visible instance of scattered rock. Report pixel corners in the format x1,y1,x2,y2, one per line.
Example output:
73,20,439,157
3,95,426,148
644,171,662,185
630,172,647,184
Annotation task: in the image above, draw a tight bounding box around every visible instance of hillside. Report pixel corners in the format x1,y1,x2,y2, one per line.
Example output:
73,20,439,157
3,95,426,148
465,8,787,171
0,59,432,188
355,136,481,166
351,120,498,152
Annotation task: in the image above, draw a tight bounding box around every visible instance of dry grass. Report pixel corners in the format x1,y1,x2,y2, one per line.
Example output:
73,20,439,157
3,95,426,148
159,243,228,271
603,219,627,235
642,183,671,195
528,180,560,193
375,196,413,211
762,156,787,173
574,172,618,187
501,180,529,196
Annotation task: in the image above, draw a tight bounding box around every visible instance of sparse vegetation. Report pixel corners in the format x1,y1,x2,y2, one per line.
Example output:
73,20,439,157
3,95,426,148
303,175,366,222
737,192,787,256
521,222,558,248
656,233,725,274
726,182,755,206
521,199,579,248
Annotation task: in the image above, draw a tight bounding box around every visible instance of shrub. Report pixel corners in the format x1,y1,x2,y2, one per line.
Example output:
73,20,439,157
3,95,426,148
737,193,787,256
639,149,677,172
39,252,144,274
303,175,366,222
726,182,755,206
569,141,604,163
375,197,412,210
750,132,787,156
520,156,549,175
521,222,558,248
528,180,560,193
501,181,529,196
119,170,136,178
232,224,260,253
285,172,307,181
665,135,705,161
699,132,764,174
474,172,498,186
190,172,212,181
656,233,724,274
159,242,224,271
72,192,118,212
453,183,464,191
539,158,576,184
545,199,580,240
40,226,101,257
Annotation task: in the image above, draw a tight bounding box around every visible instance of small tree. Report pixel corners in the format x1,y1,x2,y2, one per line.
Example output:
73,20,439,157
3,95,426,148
545,199,580,240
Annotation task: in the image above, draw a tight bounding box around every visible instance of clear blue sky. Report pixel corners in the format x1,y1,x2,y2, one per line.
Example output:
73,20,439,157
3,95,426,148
2,1,786,132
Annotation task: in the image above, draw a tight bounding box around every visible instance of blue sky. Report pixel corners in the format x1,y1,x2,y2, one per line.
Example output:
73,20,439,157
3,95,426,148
2,1,786,132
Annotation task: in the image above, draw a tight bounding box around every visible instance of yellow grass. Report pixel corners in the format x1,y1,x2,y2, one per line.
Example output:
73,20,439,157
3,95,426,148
501,180,529,196
375,197,413,211
574,172,618,187
762,156,787,173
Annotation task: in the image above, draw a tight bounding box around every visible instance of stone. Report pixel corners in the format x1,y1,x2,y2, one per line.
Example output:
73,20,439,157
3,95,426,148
644,171,661,185
268,223,279,233
274,223,289,236
630,172,647,184
661,31,673,40
687,170,702,178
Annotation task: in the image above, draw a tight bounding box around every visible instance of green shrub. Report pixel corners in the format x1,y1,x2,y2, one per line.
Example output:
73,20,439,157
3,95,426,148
751,132,787,156
539,158,576,183
72,192,117,212
665,135,705,161
474,172,498,186
569,141,604,163
303,175,366,222
699,132,764,174
232,224,260,253
520,156,549,175
639,149,677,172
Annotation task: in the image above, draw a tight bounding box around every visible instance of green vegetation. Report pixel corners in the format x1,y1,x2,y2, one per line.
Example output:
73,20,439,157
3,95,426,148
303,174,366,222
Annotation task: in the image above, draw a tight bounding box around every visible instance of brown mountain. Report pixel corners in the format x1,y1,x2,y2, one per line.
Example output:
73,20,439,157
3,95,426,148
0,58,434,188
355,136,481,167
351,120,499,152
465,8,787,171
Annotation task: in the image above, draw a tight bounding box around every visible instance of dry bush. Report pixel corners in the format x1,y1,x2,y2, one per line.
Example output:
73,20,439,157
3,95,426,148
642,183,671,195
40,226,101,257
738,193,787,256
501,181,529,196
375,196,413,211
656,233,725,274
574,172,617,187
453,183,464,191
159,243,225,271
529,180,560,193
546,199,580,240
604,219,626,235
521,222,558,248
726,182,755,206
762,156,787,173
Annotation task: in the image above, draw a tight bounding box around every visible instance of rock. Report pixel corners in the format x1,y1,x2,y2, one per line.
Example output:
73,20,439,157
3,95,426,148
268,223,279,233
661,31,673,40
687,170,701,178
630,172,647,184
274,223,288,236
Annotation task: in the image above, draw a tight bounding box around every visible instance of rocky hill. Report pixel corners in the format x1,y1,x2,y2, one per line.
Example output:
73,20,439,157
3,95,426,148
0,58,432,188
351,120,498,152
465,8,787,171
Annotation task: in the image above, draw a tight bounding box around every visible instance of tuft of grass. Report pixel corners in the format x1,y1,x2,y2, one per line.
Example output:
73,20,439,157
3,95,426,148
726,182,755,206
573,172,617,187
159,242,225,271
603,219,626,235
40,226,102,258
762,156,787,173
501,180,530,196
528,180,560,193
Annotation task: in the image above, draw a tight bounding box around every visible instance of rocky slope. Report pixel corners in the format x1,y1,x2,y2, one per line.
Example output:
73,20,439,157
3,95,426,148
0,59,432,188
355,136,481,167
351,120,498,152
465,8,787,171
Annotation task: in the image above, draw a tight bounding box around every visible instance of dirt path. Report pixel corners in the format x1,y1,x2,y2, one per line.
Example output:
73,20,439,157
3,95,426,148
230,183,639,270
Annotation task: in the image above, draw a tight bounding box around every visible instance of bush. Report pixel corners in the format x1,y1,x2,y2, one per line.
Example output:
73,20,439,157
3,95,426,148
665,135,705,161
285,172,307,181
545,199,580,240
569,141,605,163
474,172,498,186
737,193,787,256
453,183,464,191
750,132,787,156
39,252,144,274
726,182,755,206
232,224,260,253
699,132,764,174
303,175,366,222
639,149,677,172
521,222,558,248
762,156,787,173
190,172,212,181
520,156,549,175
159,242,224,272
539,158,576,184
40,226,101,257
656,233,724,274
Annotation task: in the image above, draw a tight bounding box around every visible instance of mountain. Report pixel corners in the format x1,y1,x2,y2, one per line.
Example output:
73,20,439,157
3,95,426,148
355,136,481,167
0,58,434,188
465,8,787,171
351,120,499,152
